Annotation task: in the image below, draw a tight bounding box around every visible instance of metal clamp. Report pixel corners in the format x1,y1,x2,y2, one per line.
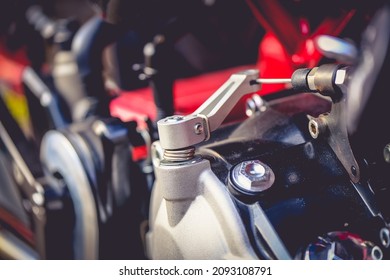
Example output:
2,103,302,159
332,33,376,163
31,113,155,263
157,69,260,151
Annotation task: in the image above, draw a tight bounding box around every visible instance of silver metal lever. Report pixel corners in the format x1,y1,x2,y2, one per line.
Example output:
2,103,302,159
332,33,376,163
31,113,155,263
157,69,260,150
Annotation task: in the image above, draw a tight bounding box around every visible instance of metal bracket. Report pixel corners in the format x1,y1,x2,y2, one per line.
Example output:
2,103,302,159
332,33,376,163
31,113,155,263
157,69,260,150
308,65,360,183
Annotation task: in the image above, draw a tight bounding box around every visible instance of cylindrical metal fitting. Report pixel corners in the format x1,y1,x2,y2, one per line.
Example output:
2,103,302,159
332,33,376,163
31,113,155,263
383,144,390,163
380,227,390,248
163,147,196,162
245,94,266,117
231,160,275,194
308,116,328,139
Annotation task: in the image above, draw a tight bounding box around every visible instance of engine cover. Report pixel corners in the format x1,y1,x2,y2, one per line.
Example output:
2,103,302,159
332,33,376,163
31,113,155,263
147,92,387,259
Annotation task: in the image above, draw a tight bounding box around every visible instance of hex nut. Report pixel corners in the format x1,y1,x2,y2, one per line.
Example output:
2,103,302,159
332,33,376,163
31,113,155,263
231,160,275,193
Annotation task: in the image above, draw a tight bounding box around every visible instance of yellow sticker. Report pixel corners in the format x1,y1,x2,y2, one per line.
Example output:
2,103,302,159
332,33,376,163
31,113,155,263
1,85,33,138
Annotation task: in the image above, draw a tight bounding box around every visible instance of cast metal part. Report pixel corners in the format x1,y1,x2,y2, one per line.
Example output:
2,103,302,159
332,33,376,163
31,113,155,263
302,65,361,183
147,148,258,259
231,160,275,193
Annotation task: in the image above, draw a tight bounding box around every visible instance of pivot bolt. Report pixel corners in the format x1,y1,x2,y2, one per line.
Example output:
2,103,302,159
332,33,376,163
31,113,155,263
383,144,390,163
231,160,275,193
308,115,328,139
194,123,204,135
245,94,266,117
380,227,390,248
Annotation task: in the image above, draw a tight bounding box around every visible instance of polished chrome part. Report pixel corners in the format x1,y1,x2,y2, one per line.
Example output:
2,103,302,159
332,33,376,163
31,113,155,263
245,94,267,117
231,160,275,193
334,69,349,94
26,6,56,39
251,203,292,260
335,69,347,85
380,227,390,248
163,147,196,162
307,67,318,91
151,141,164,167
0,230,39,260
157,70,260,150
369,246,383,260
40,131,99,259
383,144,390,163
315,35,358,64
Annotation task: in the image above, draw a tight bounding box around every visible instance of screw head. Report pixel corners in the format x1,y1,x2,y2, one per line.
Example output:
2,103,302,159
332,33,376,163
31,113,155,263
194,123,204,135
308,116,328,139
164,115,184,123
231,160,275,193
380,227,390,248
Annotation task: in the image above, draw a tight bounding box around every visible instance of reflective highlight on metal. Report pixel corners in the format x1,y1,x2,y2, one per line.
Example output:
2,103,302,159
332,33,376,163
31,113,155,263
231,160,275,193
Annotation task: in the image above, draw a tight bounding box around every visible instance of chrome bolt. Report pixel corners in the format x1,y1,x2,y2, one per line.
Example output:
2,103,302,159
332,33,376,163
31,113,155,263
380,227,390,248
369,246,383,260
384,144,390,163
231,160,275,193
244,162,266,177
245,99,256,117
194,123,204,135
32,192,44,206
245,94,266,117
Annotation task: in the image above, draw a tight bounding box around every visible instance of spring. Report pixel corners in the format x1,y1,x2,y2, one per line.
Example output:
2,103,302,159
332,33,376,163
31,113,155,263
163,147,196,162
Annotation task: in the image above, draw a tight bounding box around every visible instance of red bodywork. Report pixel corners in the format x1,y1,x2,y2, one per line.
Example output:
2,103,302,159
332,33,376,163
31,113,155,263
110,0,356,126
0,42,29,94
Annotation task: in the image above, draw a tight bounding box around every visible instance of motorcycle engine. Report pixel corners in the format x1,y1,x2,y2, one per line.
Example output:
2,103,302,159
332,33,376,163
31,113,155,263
146,4,390,260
